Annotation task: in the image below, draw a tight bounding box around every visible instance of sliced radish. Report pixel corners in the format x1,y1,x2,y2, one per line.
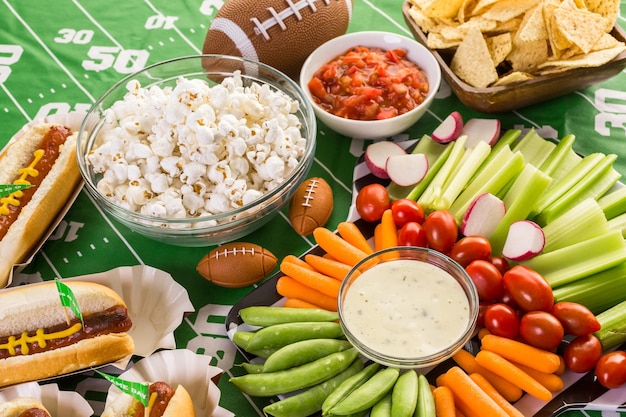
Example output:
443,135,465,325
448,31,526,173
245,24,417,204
432,111,464,143
460,193,506,238
502,220,545,261
386,153,429,187
364,140,407,179
461,118,501,148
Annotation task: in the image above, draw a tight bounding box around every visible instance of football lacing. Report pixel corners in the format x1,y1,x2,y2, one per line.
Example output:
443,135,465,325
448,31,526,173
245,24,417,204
250,0,333,40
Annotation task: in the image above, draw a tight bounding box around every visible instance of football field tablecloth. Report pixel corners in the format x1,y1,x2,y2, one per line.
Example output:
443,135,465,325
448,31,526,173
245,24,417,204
1,0,626,416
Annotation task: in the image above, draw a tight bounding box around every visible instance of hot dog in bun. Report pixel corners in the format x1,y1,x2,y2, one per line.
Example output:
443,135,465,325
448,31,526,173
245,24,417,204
102,382,195,417
0,397,51,417
0,123,82,286
0,281,134,387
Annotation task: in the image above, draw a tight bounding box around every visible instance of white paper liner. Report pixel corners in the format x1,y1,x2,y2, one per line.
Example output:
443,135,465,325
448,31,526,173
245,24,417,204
103,349,233,417
4,110,87,287
0,381,93,417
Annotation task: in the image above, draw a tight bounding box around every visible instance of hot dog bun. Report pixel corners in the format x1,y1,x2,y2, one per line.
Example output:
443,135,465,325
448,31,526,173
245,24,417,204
0,281,134,388
101,384,196,417
0,123,81,287
0,397,51,417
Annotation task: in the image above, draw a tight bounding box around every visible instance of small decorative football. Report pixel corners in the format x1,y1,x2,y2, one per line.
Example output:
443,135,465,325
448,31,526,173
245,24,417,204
203,0,353,79
196,242,278,288
289,177,334,236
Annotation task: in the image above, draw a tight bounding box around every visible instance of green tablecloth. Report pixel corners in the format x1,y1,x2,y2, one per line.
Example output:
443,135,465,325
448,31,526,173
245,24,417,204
1,1,626,416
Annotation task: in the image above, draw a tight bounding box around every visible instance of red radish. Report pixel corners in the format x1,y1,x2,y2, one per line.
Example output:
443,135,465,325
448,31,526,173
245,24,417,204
386,153,429,187
502,220,546,261
364,140,406,179
461,193,506,238
461,118,501,148
431,111,464,143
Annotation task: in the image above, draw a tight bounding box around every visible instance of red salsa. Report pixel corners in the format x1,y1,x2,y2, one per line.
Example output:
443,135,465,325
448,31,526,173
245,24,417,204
308,46,429,121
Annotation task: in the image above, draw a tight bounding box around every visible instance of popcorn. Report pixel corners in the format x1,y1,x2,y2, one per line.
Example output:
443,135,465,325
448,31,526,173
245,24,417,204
88,72,307,225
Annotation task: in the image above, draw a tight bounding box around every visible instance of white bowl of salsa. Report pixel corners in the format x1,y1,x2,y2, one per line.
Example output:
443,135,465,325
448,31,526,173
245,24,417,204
337,246,479,368
299,31,441,140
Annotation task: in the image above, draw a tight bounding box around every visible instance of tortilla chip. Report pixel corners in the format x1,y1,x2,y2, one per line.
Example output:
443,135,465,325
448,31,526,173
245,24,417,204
493,71,535,85
427,32,462,49
584,0,620,30
507,38,550,72
450,26,499,88
481,0,540,22
422,0,466,18
486,33,513,65
553,6,610,53
457,0,478,23
515,5,548,43
470,0,502,15
408,6,440,33
538,43,626,71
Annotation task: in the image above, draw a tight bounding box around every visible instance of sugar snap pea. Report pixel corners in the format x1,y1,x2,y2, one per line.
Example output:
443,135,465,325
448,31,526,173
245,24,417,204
232,331,276,358
321,362,380,416
370,391,392,417
240,306,339,326
229,348,359,397
246,321,344,352
262,356,363,417
414,373,436,417
328,367,400,415
263,338,352,373
241,362,264,374
391,370,418,417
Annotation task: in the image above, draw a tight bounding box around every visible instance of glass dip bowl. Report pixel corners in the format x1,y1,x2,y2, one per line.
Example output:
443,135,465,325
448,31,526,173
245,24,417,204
338,246,479,368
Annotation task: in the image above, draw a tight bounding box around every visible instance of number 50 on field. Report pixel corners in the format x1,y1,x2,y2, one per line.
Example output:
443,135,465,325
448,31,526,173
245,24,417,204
82,46,149,74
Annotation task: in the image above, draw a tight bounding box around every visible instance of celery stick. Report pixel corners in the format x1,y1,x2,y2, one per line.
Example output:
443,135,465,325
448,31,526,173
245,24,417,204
489,164,552,255
553,262,626,314
598,185,626,220
405,142,454,201
470,129,521,180
530,153,606,218
539,133,576,176
608,212,626,237
541,198,609,253
432,141,491,211
449,148,525,222
548,147,583,184
387,135,448,201
594,299,626,350
418,136,467,211
511,129,556,168
521,230,626,288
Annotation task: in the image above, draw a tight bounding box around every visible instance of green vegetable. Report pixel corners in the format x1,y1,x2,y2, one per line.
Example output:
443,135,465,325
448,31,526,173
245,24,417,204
229,348,359,397
512,128,556,168
327,367,400,415
321,362,380,416
263,338,353,373
239,306,338,326
232,331,276,358
262,357,363,417
246,321,343,352
414,373,436,417
594,299,626,350
241,362,264,374
539,133,575,176
598,185,626,220
390,369,418,417
370,391,392,417
406,138,455,201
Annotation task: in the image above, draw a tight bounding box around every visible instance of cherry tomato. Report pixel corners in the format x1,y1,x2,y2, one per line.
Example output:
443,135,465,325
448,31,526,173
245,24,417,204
551,302,601,336
502,265,554,312
595,350,626,389
519,311,564,351
423,210,458,253
397,221,428,247
465,260,504,301
563,334,603,373
355,183,390,222
449,236,492,267
484,303,519,339
489,256,510,274
391,199,425,227
476,301,491,328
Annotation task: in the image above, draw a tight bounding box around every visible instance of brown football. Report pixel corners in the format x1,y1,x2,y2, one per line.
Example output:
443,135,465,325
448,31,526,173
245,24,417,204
203,0,353,79
289,177,334,236
196,242,278,288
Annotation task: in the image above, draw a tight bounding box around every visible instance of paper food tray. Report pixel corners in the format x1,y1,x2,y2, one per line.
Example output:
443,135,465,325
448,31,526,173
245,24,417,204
0,381,94,417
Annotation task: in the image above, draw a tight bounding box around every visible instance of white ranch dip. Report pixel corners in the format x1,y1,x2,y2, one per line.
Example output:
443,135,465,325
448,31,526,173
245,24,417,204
341,259,470,358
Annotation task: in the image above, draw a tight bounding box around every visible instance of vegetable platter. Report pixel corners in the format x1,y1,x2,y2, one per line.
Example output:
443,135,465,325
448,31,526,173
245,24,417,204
226,116,626,417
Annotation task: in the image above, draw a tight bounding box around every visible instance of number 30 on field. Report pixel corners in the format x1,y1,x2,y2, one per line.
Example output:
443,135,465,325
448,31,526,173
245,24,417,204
82,46,149,74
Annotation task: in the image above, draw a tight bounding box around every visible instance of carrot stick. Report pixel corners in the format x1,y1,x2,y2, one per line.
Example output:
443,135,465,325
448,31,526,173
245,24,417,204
512,362,564,392
433,386,456,417
304,253,352,280
282,254,315,270
480,334,562,374
337,221,374,255
456,408,467,417
280,261,341,298
439,366,509,417
313,227,369,266
275,276,337,311
452,349,523,402
374,223,384,251
379,209,398,250
469,373,525,417
283,298,321,309
477,328,491,340
475,350,553,402
555,356,566,375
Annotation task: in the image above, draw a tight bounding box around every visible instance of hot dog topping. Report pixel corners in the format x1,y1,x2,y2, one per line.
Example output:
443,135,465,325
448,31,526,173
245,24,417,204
17,408,51,417
132,381,176,417
0,305,132,359
0,125,72,240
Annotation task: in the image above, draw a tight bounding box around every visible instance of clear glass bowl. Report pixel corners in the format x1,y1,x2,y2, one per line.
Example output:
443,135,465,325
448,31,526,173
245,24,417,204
77,55,316,247
338,246,479,368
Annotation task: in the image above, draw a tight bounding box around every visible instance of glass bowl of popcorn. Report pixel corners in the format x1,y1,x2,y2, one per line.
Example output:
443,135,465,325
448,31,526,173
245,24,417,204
77,55,317,246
